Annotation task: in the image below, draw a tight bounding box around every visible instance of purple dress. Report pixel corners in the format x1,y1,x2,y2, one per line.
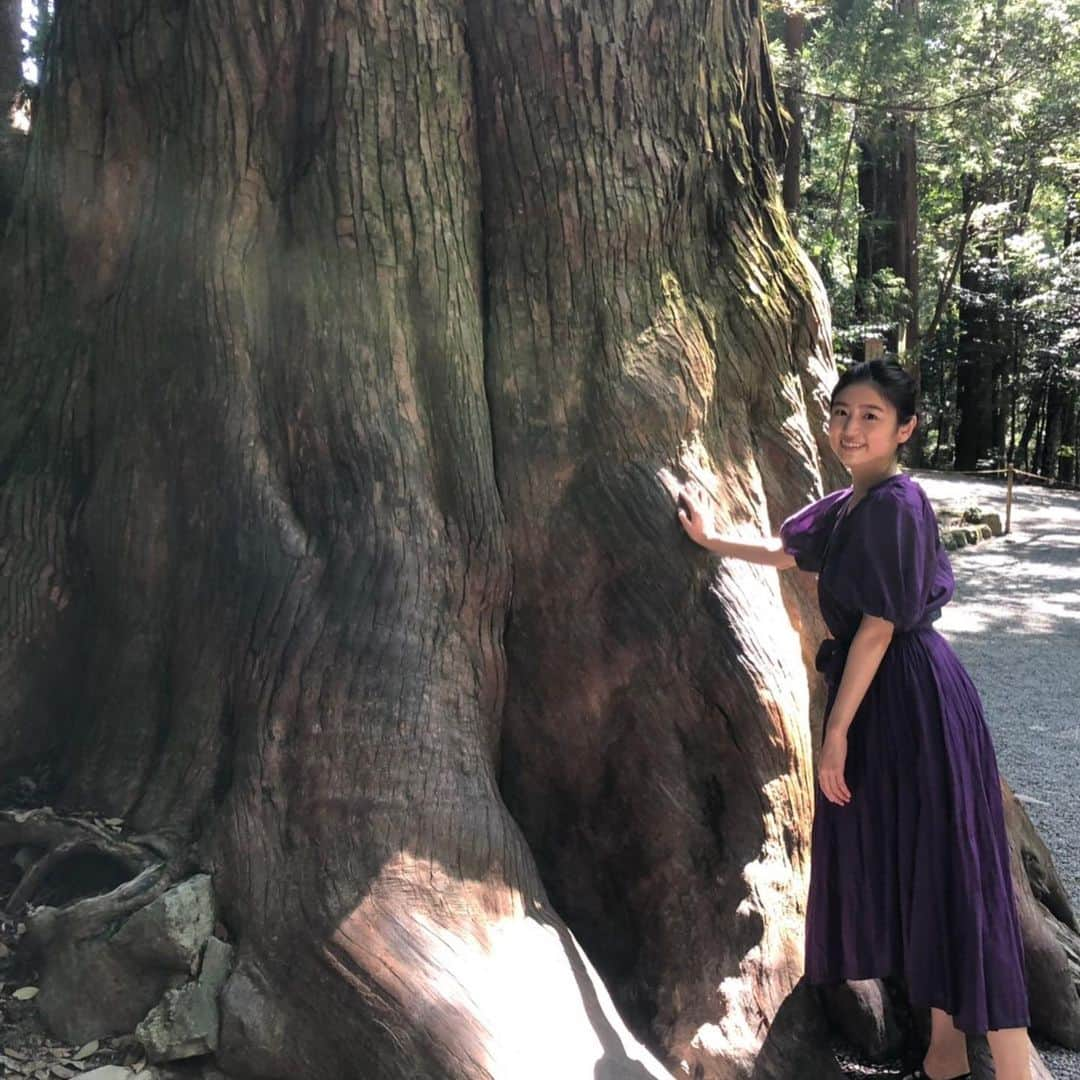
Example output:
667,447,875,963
779,472,1030,1034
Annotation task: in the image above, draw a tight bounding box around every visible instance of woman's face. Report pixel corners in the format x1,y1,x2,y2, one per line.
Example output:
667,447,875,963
827,380,917,475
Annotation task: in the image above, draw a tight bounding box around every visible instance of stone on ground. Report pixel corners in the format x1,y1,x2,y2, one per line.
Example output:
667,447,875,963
198,937,233,995
136,982,220,1062
113,875,216,973
37,934,181,1043
819,979,902,1062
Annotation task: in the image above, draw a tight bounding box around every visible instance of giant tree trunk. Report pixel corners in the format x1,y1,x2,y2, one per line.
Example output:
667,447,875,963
0,2,840,1078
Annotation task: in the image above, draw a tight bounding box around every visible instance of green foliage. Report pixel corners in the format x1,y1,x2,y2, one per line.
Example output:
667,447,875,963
765,0,1080,472
22,1,53,86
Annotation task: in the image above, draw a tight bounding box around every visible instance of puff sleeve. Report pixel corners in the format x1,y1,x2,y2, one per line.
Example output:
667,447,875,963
778,489,849,573
837,487,941,631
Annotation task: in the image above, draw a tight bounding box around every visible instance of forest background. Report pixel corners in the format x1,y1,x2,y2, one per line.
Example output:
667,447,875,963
764,0,1080,478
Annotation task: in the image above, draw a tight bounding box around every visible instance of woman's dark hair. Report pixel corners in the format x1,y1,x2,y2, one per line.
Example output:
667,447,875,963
831,359,918,424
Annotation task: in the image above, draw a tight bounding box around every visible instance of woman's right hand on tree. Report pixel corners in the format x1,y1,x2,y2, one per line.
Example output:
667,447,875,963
676,485,715,548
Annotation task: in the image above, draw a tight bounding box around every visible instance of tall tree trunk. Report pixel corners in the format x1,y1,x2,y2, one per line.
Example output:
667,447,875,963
1033,376,1050,476
0,2,842,1078
0,0,24,229
852,117,918,360
464,5,841,1071
853,126,895,328
1040,374,1066,479
781,11,806,219
953,178,1000,472
899,109,924,463
992,352,1009,464
1016,391,1041,472
1059,394,1077,485
895,0,919,359
895,0,921,459
1008,344,1019,465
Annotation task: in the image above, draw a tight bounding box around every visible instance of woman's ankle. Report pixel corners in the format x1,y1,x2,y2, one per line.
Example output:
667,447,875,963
922,1045,971,1078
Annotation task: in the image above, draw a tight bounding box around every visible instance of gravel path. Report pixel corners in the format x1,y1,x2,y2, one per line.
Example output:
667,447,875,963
911,469,1080,1080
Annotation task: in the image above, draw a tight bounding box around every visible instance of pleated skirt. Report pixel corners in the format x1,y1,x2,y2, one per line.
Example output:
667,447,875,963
804,628,1030,1033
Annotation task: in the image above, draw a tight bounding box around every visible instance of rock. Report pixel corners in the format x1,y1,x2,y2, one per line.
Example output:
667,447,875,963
750,980,846,1080
13,845,37,871
1000,779,1080,1048
946,528,968,549
975,523,992,542
819,979,902,1062
979,511,1004,536
217,961,294,1080
1007,787,1078,931
962,526,980,545
198,937,234,996
144,1066,222,1080
37,933,180,1043
146,1067,237,1080
114,875,215,974
80,1069,137,1080
137,982,220,1062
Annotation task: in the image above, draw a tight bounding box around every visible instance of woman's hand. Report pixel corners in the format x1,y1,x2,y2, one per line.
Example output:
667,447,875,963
676,485,716,547
818,726,851,806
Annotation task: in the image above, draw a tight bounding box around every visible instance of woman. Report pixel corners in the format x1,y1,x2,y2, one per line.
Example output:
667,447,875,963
676,360,1031,1080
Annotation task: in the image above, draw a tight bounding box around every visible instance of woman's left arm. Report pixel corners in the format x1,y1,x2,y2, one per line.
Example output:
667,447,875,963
818,614,895,806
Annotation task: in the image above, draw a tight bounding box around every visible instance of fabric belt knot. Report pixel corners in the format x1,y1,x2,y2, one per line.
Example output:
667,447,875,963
814,637,851,688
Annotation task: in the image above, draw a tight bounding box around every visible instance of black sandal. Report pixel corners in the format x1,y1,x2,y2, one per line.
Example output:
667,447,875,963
900,1069,972,1080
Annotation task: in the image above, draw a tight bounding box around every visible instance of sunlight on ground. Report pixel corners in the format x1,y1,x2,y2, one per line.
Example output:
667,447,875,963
913,470,1080,641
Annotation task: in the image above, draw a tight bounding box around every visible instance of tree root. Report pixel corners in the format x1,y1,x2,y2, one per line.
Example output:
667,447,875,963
0,806,188,952
23,861,179,950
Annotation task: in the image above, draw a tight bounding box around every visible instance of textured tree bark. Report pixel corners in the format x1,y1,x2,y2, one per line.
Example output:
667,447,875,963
466,2,844,1072
0,2,837,1078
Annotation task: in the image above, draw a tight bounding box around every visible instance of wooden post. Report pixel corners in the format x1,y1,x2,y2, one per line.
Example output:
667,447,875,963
864,335,886,361
1006,463,1014,534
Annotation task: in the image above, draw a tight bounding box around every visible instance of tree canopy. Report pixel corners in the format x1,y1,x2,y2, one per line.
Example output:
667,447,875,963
766,0,1080,475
